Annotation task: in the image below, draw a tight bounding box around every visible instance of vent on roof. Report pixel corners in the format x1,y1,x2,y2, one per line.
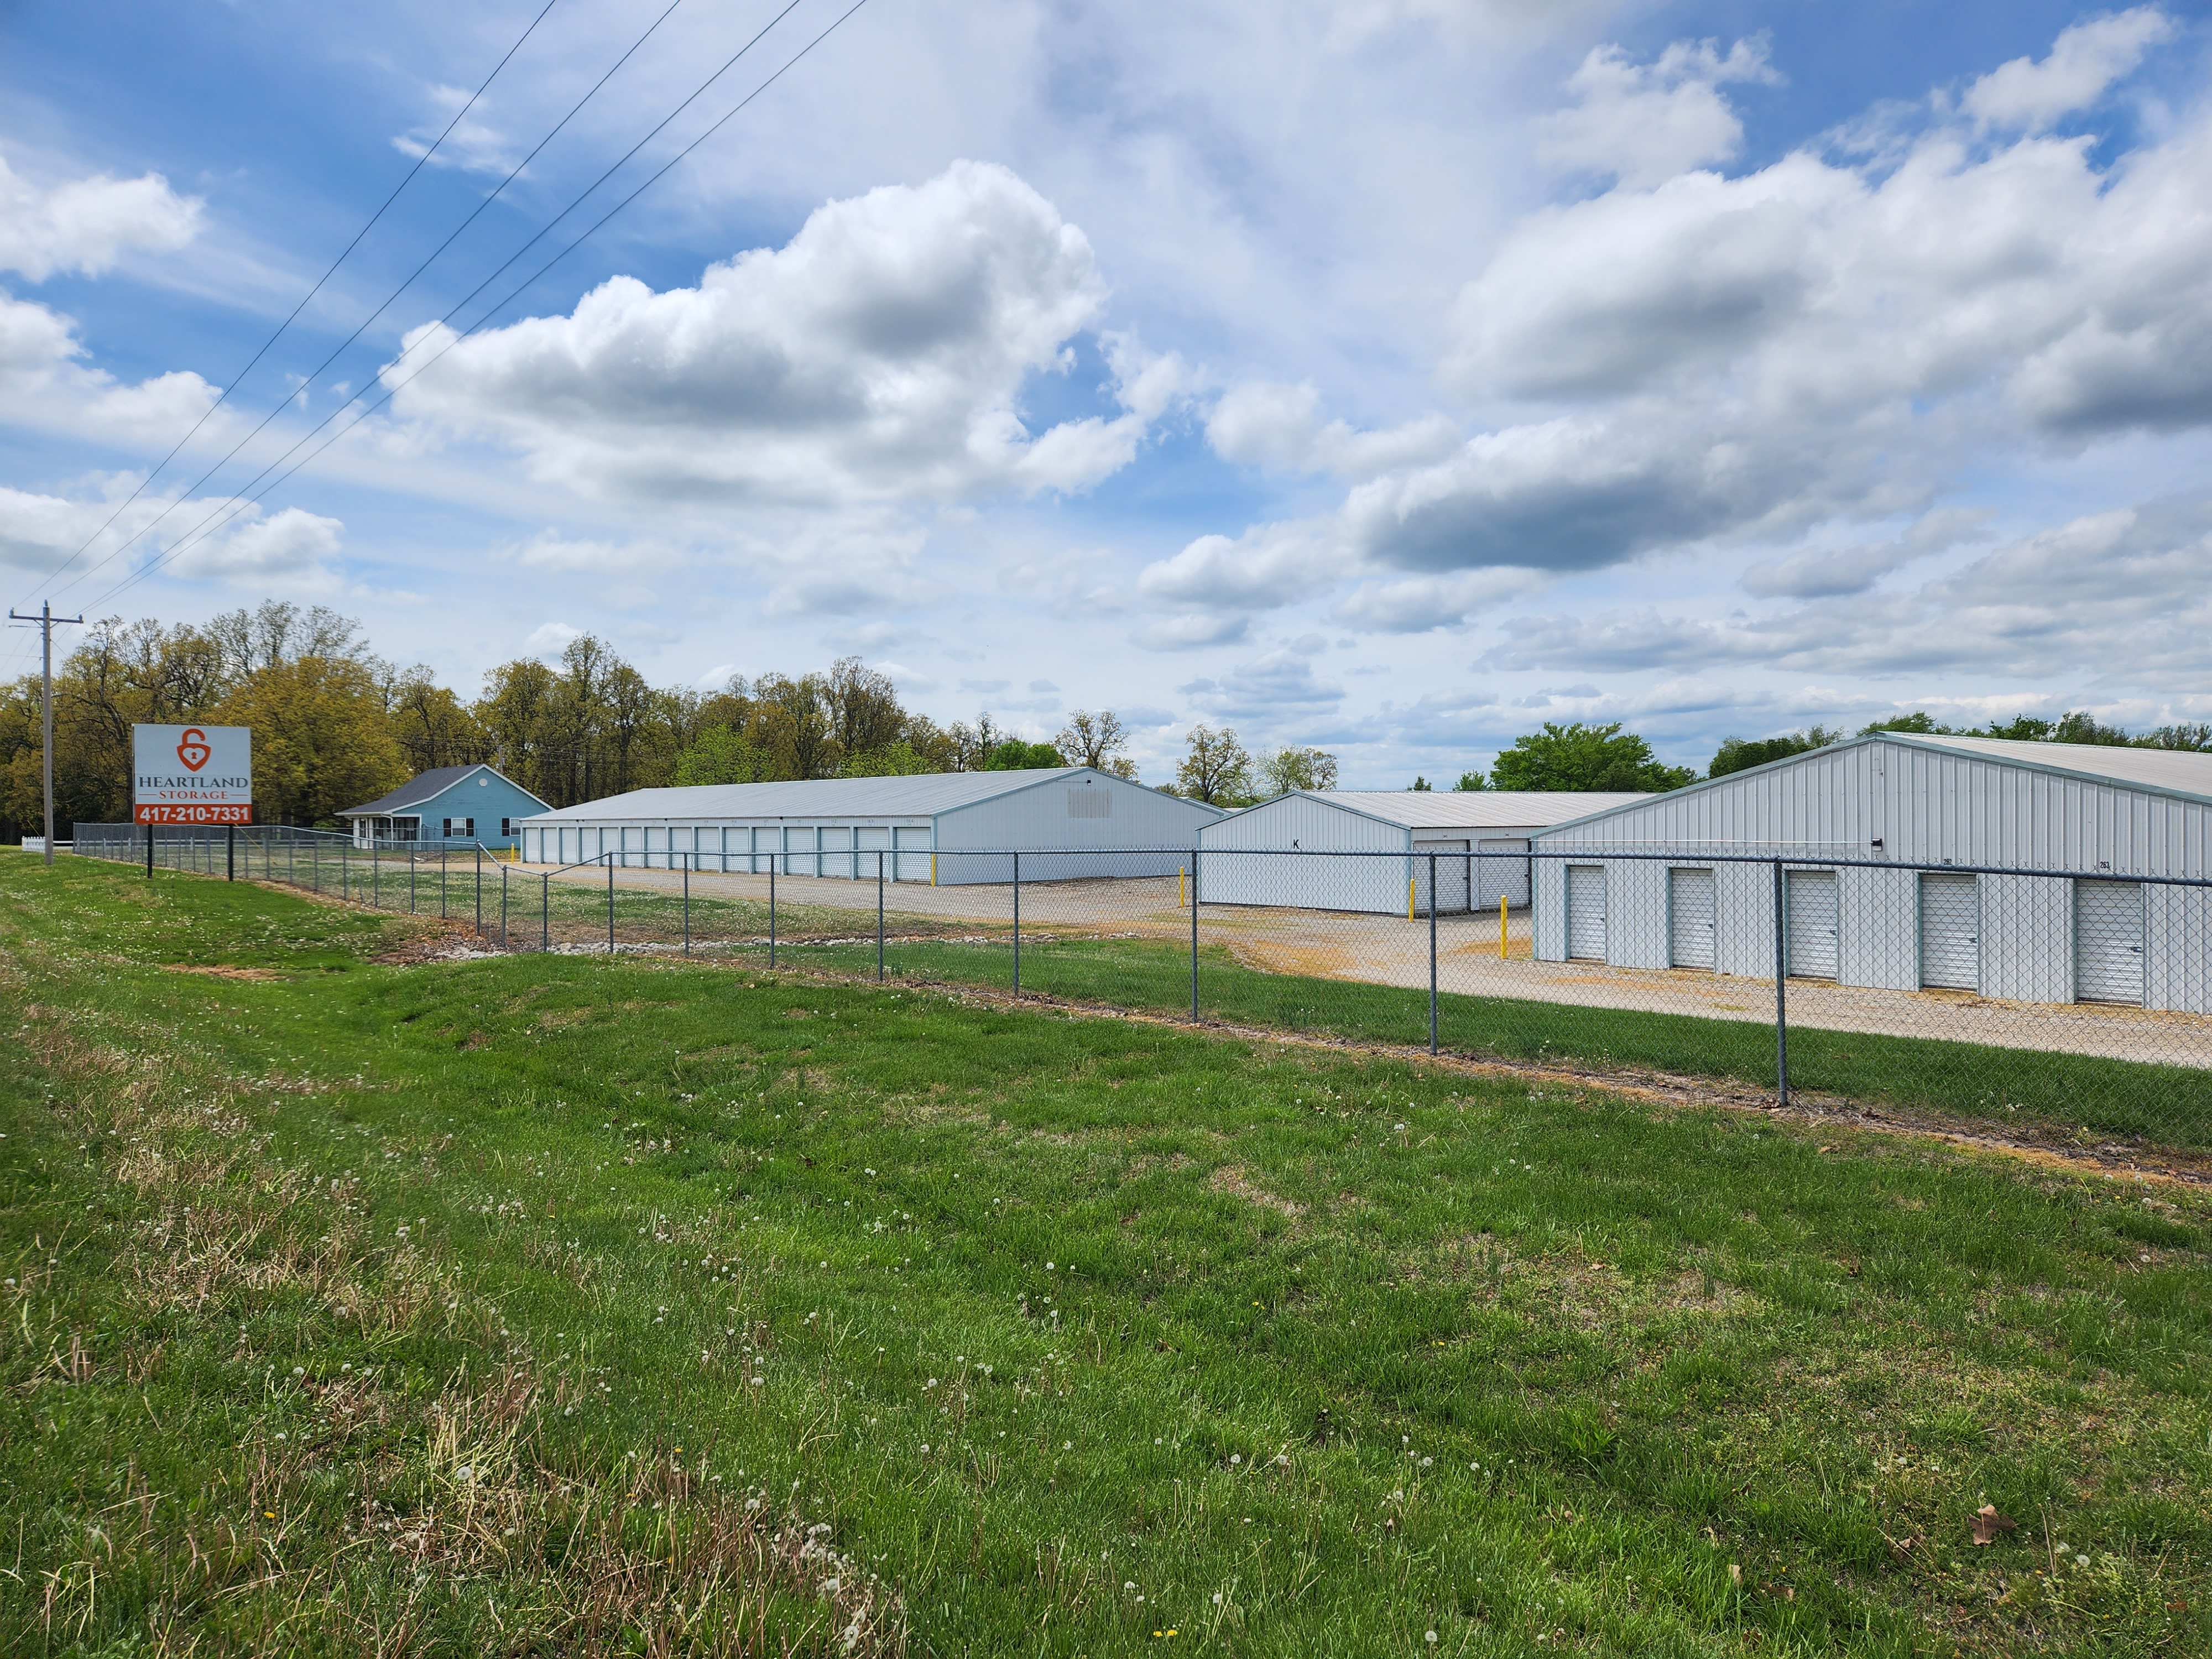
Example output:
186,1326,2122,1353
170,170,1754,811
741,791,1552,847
1067,789,1112,820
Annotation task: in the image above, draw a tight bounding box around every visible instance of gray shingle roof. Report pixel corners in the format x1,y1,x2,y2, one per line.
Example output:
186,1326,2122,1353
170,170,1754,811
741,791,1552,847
342,765,547,817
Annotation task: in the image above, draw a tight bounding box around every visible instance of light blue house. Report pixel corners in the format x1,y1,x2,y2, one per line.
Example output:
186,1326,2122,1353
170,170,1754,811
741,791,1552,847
339,764,551,850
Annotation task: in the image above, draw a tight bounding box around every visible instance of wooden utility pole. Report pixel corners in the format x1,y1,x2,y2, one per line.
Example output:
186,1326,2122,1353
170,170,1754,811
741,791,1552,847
9,602,84,867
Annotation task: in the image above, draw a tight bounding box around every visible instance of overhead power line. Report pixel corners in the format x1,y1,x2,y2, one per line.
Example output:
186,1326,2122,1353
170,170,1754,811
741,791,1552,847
36,0,696,605
23,0,562,602
80,0,868,615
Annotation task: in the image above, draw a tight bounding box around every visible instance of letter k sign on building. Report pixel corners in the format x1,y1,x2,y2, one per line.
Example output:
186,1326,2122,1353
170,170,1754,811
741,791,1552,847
133,724,253,824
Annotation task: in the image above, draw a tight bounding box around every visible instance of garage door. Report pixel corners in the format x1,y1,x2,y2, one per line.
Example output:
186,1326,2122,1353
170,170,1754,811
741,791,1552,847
1414,841,1470,912
1566,865,1606,961
2076,880,2145,1005
1785,869,1838,980
1670,867,1715,969
1476,839,1531,908
1918,873,1979,990
894,826,931,883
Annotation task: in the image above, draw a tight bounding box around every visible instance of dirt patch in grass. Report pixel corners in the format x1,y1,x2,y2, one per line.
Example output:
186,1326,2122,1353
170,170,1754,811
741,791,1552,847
163,963,285,982
1209,1162,1307,1220
369,919,493,964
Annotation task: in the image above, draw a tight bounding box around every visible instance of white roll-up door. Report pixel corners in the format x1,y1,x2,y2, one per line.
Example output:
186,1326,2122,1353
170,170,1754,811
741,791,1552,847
1785,869,1838,980
855,825,891,880
1477,839,1531,907
1566,865,1606,961
1918,873,1980,991
1669,867,1715,969
1413,841,1470,912
894,826,930,883
2075,880,2145,1005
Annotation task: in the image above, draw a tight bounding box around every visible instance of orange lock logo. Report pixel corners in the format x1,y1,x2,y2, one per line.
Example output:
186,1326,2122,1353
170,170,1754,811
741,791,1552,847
175,728,212,771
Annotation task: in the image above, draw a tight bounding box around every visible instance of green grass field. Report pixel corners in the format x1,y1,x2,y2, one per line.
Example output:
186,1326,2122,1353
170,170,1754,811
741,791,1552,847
4,855,2209,1655
398,867,2212,1151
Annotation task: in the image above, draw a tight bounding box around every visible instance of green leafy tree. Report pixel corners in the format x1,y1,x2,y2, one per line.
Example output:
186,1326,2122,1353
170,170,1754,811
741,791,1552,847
1258,745,1337,795
841,741,938,778
1489,722,1695,791
1056,709,1132,773
1452,770,1489,791
1859,712,1948,735
827,657,907,759
2139,723,2212,751
1982,711,2131,746
672,726,772,786
1408,776,1432,791
390,666,487,773
983,738,1064,770
211,655,406,827
1708,724,1841,779
1175,724,1252,805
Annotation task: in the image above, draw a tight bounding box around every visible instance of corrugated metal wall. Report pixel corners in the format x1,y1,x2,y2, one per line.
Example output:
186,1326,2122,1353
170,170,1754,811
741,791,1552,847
1528,738,2212,1012
1537,737,2212,875
1198,796,1409,912
932,773,1215,883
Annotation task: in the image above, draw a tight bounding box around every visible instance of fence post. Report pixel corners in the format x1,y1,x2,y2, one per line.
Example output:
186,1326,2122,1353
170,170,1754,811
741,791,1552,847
769,857,778,968
1190,848,1201,1022
226,823,234,881
877,849,885,983
288,838,294,888
607,855,615,956
541,870,549,952
145,822,154,878
683,857,691,957
1429,851,1439,1055
372,844,379,909
341,840,349,903
1011,850,1021,995
441,847,448,919
474,847,482,936
1772,859,1790,1108
409,852,417,914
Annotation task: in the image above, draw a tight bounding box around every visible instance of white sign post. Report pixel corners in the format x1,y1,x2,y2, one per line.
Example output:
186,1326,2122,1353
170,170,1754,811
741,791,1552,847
133,724,253,825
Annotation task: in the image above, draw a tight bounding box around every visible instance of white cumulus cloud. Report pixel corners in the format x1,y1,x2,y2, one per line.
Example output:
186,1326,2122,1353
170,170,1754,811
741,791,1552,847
1961,7,2176,132
1534,36,1781,187
387,161,1177,505
0,153,201,281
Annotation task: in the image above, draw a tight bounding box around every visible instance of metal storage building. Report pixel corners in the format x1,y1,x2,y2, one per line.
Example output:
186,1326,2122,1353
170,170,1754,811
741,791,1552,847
1196,790,1652,914
1527,733,2212,1013
514,768,1219,883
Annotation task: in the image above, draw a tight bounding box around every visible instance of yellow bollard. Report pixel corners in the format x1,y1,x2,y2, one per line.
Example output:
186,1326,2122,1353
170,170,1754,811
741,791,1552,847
931,852,937,886
1407,876,1416,922
1178,865,1187,907
1500,894,1509,959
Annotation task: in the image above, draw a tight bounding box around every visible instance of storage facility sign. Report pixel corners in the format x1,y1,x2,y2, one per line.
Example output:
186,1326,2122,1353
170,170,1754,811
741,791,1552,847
133,724,252,824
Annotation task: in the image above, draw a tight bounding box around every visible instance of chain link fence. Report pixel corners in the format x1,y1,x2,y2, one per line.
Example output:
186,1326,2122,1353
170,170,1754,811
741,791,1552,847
72,822,505,931
66,829,2212,1153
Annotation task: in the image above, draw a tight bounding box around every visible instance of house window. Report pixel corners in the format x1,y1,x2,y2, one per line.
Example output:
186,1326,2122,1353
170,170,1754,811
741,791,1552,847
443,817,474,838
500,817,516,836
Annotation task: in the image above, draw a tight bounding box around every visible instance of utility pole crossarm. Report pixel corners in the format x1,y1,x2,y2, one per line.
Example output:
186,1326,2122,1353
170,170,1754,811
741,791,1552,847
8,603,85,868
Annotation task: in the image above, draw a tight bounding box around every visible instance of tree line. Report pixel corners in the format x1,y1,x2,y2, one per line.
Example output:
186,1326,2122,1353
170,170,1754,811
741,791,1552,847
1705,710,2212,780
9,602,2205,837
0,604,1144,838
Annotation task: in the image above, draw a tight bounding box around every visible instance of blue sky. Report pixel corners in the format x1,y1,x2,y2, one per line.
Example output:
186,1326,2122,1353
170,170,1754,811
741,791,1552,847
4,0,2210,784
